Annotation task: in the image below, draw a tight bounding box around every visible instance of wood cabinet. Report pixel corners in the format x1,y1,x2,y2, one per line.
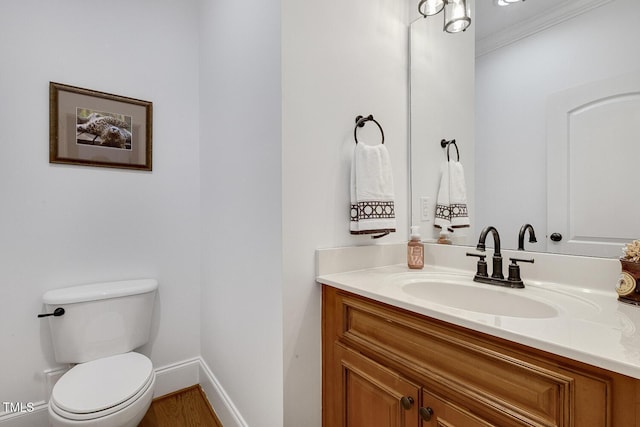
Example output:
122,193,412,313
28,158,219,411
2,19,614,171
332,343,420,427
322,285,640,426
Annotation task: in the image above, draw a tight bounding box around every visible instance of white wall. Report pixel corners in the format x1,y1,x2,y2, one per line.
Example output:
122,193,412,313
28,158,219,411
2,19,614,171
0,0,201,412
282,0,410,425
0,1,411,426
409,11,476,244
198,0,283,426
475,0,640,250
199,1,411,425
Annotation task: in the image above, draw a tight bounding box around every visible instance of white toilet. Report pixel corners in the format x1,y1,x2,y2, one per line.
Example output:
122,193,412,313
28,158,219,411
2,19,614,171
41,279,158,427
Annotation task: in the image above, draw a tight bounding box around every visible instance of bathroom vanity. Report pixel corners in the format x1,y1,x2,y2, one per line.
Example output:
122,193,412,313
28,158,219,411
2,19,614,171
317,244,640,426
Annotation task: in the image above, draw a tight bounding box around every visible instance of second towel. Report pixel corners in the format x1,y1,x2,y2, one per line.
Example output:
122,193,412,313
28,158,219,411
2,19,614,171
435,159,470,230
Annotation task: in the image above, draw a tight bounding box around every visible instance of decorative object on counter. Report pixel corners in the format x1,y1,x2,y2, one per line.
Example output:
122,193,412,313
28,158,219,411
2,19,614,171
418,0,471,34
617,240,640,305
408,226,425,269
50,82,153,171
434,139,470,233
350,115,395,239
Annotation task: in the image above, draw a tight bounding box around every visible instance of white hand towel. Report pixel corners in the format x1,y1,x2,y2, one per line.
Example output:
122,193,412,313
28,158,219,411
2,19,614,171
435,160,470,230
350,143,396,235
434,161,451,229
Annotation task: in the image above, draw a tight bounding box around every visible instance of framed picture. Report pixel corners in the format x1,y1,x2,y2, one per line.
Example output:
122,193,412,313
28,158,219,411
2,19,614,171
49,82,153,171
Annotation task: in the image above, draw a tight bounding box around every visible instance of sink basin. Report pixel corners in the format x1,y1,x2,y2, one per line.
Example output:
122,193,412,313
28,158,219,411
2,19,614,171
385,272,596,319
401,281,558,318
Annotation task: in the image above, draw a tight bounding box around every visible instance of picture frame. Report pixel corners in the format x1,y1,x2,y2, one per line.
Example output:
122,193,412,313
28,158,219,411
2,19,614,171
49,82,153,171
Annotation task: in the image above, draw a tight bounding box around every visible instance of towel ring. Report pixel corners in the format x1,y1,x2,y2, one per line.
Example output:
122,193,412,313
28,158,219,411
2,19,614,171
354,115,385,145
440,138,459,161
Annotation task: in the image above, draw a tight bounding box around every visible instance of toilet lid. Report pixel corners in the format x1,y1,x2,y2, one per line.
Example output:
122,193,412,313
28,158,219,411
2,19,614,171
52,352,153,414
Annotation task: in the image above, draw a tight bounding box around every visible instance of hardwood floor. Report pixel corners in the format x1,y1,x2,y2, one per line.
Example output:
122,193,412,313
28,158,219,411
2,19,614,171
139,385,223,426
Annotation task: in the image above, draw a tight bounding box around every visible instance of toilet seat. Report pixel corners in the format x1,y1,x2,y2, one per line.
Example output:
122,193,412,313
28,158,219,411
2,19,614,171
50,352,154,421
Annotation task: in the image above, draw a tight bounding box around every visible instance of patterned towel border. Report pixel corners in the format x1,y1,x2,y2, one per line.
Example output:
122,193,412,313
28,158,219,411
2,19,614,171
435,203,469,228
350,201,395,222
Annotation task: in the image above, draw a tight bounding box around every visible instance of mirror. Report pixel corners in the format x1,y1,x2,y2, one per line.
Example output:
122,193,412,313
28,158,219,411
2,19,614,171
410,0,640,256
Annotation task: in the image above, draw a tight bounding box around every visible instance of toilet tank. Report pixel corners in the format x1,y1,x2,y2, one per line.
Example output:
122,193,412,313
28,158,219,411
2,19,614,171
43,279,158,364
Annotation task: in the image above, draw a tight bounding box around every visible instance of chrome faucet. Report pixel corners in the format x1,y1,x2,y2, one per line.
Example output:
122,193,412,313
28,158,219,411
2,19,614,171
467,225,533,288
518,224,537,251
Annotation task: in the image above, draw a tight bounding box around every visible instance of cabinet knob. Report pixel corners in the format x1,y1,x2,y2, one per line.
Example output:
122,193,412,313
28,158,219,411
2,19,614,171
400,396,414,410
550,232,562,242
419,406,434,421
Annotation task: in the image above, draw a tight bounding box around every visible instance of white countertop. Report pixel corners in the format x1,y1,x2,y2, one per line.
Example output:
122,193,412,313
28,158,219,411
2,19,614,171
317,263,640,380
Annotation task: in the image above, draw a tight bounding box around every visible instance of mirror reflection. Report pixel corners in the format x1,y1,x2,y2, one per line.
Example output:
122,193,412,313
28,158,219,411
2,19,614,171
410,0,640,257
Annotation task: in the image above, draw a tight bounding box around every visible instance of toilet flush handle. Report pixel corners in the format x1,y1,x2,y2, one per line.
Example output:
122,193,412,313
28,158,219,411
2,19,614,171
37,307,65,318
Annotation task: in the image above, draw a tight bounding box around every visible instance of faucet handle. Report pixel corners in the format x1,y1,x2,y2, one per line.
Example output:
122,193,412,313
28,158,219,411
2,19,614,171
507,257,534,286
509,257,534,265
466,252,488,277
466,252,486,259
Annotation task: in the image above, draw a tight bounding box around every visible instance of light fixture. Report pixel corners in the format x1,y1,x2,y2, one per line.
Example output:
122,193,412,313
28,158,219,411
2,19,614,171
418,0,471,34
418,0,444,16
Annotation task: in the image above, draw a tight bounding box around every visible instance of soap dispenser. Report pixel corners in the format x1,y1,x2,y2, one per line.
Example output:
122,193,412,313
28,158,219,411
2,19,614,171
437,227,452,244
408,226,424,269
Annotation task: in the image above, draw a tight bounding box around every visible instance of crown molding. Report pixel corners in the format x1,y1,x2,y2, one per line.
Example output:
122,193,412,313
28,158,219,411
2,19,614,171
476,0,614,57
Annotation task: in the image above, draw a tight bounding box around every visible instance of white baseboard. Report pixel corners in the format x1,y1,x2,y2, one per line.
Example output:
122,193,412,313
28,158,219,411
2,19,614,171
152,357,201,397
0,356,245,427
153,356,248,426
197,357,249,427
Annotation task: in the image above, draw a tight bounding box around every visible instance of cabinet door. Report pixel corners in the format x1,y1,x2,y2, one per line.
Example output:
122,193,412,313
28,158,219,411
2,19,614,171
420,389,494,427
333,343,420,427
